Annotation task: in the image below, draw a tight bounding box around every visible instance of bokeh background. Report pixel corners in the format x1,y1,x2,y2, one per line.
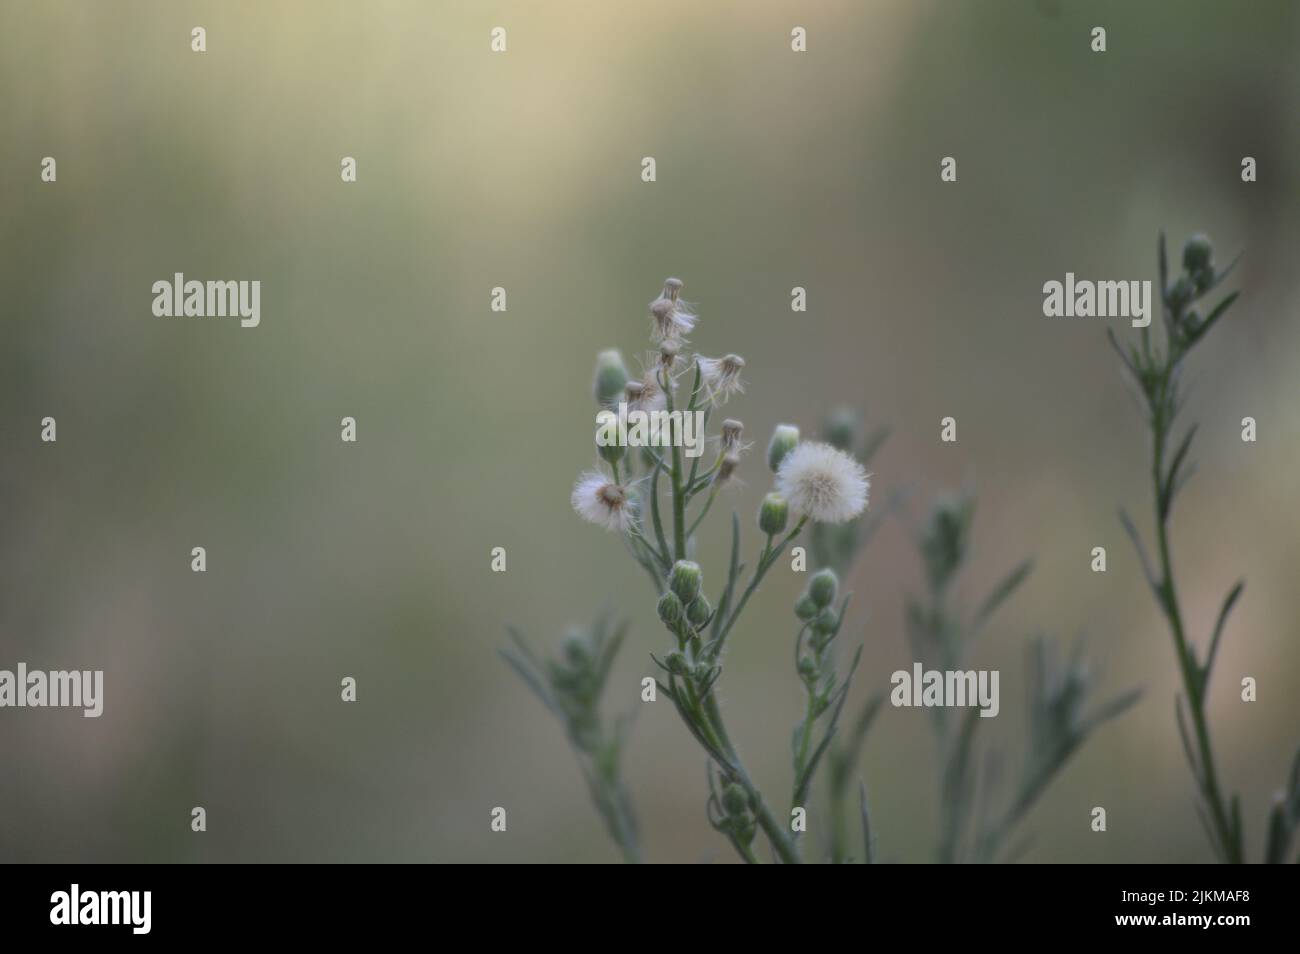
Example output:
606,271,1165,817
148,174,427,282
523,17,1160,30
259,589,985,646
2,0,1298,863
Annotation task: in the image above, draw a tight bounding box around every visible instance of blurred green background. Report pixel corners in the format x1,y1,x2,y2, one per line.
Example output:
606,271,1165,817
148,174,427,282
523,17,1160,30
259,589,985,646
2,0,1298,862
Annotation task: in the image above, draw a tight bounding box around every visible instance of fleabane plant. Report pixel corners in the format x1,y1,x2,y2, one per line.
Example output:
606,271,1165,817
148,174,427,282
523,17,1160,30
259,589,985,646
569,279,871,863
1111,233,1300,864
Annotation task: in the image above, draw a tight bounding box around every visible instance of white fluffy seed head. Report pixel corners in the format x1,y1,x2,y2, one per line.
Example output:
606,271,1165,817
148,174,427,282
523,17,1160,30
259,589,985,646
774,441,869,524
571,471,635,532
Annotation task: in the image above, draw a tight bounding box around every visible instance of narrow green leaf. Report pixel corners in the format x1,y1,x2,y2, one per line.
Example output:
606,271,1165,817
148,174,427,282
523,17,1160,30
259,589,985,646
1081,687,1142,736
506,625,543,669
793,646,862,806
499,649,560,715
1194,802,1226,863
1264,801,1288,864
859,779,875,864
1174,695,1202,786
1118,507,1161,598
1161,425,1198,514
858,424,892,466
1191,250,1243,303
1203,581,1244,692
649,458,670,568
972,559,1033,632
709,512,742,645
1187,290,1239,346
1106,327,1139,379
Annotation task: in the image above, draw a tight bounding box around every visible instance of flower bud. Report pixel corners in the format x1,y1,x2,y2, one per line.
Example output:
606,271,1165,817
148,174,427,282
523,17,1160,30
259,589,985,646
720,782,749,817
665,650,690,676
922,494,973,590
794,595,819,621
808,568,838,608
797,656,817,680
823,406,858,452
1182,234,1213,275
663,277,684,302
1166,275,1194,310
812,607,838,636
562,633,589,668
735,818,757,844
767,424,800,472
758,492,789,536
669,560,703,603
686,595,712,628
657,591,684,628
592,349,629,406
596,420,626,465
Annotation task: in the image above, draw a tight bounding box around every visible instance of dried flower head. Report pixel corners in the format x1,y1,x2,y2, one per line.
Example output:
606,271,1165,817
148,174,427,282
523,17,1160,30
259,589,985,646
721,418,744,453
649,296,697,343
697,353,745,404
658,338,681,372
571,471,635,532
715,451,742,486
775,441,869,524
625,369,665,414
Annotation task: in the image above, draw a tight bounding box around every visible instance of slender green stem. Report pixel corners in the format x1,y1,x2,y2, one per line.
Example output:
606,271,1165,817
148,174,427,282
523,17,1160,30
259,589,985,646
657,429,800,863
734,838,760,864
664,370,687,560
1150,385,1241,863
793,691,816,800
686,455,724,498
748,784,801,864
685,363,708,490
666,659,800,863
712,518,809,657
686,485,719,538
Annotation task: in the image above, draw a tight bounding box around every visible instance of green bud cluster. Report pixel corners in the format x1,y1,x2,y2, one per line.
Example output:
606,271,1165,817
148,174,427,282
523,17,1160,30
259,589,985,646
669,560,702,603
661,561,712,634
767,424,799,472
657,591,684,628
823,406,858,452
758,492,789,536
921,494,973,591
592,349,629,406
1182,233,1214,291
717,781,756,848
